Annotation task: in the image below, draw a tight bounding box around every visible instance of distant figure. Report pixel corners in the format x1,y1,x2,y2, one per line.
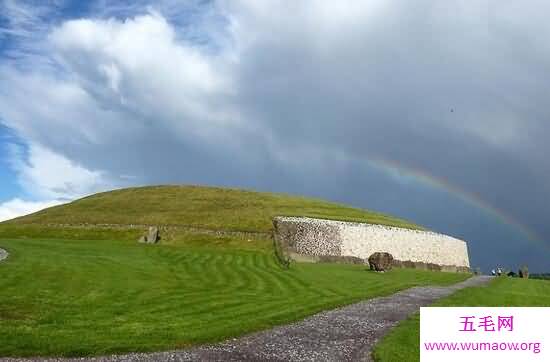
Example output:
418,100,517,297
497,267,502,276
491,269,496,276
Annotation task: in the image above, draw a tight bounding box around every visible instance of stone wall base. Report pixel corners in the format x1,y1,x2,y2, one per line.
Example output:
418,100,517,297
286,251,470,273
391,259,470,273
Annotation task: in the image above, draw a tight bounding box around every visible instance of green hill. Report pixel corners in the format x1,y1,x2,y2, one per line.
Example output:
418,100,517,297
6,185,421,231
0,185,422,245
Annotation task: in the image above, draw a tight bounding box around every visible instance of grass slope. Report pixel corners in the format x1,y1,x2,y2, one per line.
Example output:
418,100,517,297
0,238,468,357
373,277,550,362
3,185,422,233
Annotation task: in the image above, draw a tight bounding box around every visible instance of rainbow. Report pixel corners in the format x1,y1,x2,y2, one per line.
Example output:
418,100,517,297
366,157,547,250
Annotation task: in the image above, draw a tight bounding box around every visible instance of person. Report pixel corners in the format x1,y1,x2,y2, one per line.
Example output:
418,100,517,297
491,269,496,276
497,267,502,276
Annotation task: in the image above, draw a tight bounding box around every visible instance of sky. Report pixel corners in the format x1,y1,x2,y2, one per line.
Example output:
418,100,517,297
0,0,549,272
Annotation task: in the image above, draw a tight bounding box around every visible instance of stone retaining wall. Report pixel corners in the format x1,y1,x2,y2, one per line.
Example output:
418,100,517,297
273,217,470,270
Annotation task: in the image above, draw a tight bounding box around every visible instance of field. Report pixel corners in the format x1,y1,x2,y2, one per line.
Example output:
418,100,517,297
372,277,550,362
0,237,469,357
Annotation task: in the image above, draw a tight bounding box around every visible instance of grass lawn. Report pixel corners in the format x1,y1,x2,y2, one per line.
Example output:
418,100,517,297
372,277,550,362
0,238,468,357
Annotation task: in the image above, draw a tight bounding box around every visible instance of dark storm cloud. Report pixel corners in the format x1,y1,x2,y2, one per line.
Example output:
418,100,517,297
230,0,550,248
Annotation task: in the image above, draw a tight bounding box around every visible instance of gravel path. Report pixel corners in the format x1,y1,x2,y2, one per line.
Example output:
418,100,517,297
0,248,8,262
1,275,492,362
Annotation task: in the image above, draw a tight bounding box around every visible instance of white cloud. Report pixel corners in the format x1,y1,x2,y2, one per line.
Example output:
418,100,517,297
0,0,55,38
0,198,65,222
0,11,252,183
0,9,265,202
8,143,113,200
48,12,241,139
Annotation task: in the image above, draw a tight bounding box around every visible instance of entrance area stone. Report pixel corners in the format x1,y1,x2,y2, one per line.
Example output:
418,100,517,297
368,252,394,271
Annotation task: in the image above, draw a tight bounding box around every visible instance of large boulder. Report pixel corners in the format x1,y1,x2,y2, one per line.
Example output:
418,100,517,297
368,252,394,272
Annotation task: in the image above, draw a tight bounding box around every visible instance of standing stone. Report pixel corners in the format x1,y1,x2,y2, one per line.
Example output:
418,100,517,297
519,265,529,279
0,248,8,262
147,227,159,244
138,227,160,244
368,252,394,272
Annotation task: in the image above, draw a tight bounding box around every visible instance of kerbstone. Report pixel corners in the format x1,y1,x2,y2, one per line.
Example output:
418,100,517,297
368,252,394,271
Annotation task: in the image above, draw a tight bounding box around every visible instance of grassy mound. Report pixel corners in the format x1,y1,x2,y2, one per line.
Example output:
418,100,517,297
2,185,422,234
0,238,467,357
373,277,550,362
0,185,449,357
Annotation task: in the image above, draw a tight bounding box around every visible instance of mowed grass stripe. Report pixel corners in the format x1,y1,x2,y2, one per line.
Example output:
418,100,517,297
0,238,469,357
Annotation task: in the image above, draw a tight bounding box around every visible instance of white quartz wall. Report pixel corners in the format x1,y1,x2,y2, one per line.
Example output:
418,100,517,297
275,217,470,268
339,223,469,267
